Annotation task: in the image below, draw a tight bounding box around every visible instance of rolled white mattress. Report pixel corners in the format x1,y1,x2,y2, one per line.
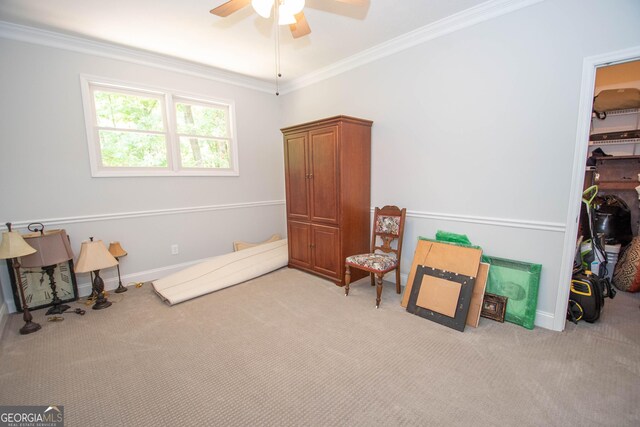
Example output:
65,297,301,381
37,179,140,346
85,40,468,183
152,239,288,305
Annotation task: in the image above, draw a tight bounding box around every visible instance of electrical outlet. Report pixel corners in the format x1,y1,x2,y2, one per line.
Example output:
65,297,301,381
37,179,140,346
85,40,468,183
171,244,179,255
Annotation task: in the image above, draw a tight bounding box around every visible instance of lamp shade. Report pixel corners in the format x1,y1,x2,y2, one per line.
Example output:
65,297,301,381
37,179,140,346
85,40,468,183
0,231,37,260
108,241,127,258
75,240,118,273
20,229,74,268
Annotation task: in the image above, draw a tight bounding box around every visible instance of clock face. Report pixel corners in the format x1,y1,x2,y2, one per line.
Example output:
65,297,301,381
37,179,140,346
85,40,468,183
7,259,79,312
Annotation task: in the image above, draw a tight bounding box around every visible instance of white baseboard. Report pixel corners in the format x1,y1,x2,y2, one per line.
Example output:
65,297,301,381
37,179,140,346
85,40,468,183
533,309,556,330
5,256,560,331
1,257,210,315
75,256,211,297
396,272,557,330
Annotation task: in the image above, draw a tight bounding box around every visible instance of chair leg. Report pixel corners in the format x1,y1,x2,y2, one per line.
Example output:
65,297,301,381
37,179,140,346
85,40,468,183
395,268,401,294
375,274,383,308
345,265,351,296
370,272,375,286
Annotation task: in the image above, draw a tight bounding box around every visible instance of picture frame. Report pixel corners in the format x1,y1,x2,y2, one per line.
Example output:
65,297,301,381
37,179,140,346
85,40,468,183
480,293,507,322
482,255,541,329
406,265,476,332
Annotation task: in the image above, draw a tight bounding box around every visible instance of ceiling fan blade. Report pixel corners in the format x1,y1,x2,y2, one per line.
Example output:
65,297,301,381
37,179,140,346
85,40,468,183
333,0,368,5
289,12,311,39
209,0,251,17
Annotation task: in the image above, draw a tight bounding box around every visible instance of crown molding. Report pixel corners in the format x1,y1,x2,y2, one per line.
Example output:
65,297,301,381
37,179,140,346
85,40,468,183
0,20,274,94
280,0,546,94
0,0,545,95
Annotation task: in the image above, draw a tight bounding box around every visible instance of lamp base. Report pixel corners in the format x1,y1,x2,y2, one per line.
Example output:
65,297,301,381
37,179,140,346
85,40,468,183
92,300,112,310
46,303,70,316
90,270,112,310
114,283,128,293
43,265,70,316
20,321,42,335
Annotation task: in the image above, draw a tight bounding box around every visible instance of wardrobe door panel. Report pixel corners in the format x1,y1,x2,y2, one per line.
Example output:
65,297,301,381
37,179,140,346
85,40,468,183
288,221,312,269
312,224,340,279
309,126,339,225
284,133,310,221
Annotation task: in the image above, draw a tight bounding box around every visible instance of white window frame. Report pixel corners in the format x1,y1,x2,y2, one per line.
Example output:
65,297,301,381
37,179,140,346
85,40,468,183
80,75,239,177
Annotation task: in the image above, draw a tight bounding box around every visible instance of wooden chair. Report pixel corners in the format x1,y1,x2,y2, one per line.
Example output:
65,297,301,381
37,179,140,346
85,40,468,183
344,205,407,308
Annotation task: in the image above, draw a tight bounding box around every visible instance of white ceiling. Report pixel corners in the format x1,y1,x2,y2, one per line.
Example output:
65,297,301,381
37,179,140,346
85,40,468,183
0,0,490,83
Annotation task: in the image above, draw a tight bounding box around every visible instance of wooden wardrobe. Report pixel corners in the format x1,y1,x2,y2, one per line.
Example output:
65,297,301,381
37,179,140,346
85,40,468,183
281,115,372,286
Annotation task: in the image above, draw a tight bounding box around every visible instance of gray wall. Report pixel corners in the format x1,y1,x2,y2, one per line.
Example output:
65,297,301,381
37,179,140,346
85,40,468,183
280,0,640,330
0,38,286,313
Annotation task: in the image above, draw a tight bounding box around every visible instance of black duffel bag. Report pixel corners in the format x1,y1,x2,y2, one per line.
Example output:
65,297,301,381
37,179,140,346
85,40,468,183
593,195,633,246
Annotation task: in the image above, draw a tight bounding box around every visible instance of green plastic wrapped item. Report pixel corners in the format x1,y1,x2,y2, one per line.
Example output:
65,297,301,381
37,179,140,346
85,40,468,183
482,255,542,330
435,230,473,246
433,230,482,250
421,236,482,250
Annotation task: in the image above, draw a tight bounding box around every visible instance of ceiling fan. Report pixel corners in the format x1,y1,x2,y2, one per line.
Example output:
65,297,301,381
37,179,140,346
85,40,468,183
210,0,366,39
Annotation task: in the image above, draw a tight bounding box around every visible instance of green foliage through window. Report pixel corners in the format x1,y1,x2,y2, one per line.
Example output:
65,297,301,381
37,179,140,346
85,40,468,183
88,82,235,175
179,138,230,168
176,102,228,138
99,130,167,167
94,91,163,131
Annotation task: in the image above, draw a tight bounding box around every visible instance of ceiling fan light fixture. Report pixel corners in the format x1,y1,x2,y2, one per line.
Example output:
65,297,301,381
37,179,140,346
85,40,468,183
252,0,274,18
281,0,305,15
277,0,304,25
278,12,297,25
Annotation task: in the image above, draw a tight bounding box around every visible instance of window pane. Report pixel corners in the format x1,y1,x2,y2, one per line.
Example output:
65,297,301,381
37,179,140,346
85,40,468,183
175,102,228,138
179,137,230,168
94,90,164,131
99,130,168,167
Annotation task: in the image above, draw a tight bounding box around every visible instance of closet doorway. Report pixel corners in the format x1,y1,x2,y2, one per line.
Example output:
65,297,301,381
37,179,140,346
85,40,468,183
587,60,640,239
557,49,640,331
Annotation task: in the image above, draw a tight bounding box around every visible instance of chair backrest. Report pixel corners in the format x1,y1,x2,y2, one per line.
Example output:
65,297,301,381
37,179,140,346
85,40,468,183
371,205,407,261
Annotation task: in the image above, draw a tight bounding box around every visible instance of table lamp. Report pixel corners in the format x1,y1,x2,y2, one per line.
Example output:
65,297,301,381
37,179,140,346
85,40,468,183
75,238,118,310
0,223,41,334
108,242,128,293
20,227,75,315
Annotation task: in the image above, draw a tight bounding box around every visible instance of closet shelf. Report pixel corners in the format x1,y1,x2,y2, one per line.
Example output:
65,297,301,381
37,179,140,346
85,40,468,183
589,138,640,146
593,155,640,161
599,108,639,116
596,181,640,191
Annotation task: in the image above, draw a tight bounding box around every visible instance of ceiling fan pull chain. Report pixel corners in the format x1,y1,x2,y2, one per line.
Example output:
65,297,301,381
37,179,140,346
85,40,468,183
274,0,281,95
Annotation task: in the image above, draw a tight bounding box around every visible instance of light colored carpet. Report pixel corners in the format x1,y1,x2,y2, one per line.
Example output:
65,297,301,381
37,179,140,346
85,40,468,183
0,267,638,426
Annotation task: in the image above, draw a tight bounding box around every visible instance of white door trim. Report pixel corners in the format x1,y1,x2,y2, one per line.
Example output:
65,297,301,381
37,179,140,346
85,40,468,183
555,45,640,332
